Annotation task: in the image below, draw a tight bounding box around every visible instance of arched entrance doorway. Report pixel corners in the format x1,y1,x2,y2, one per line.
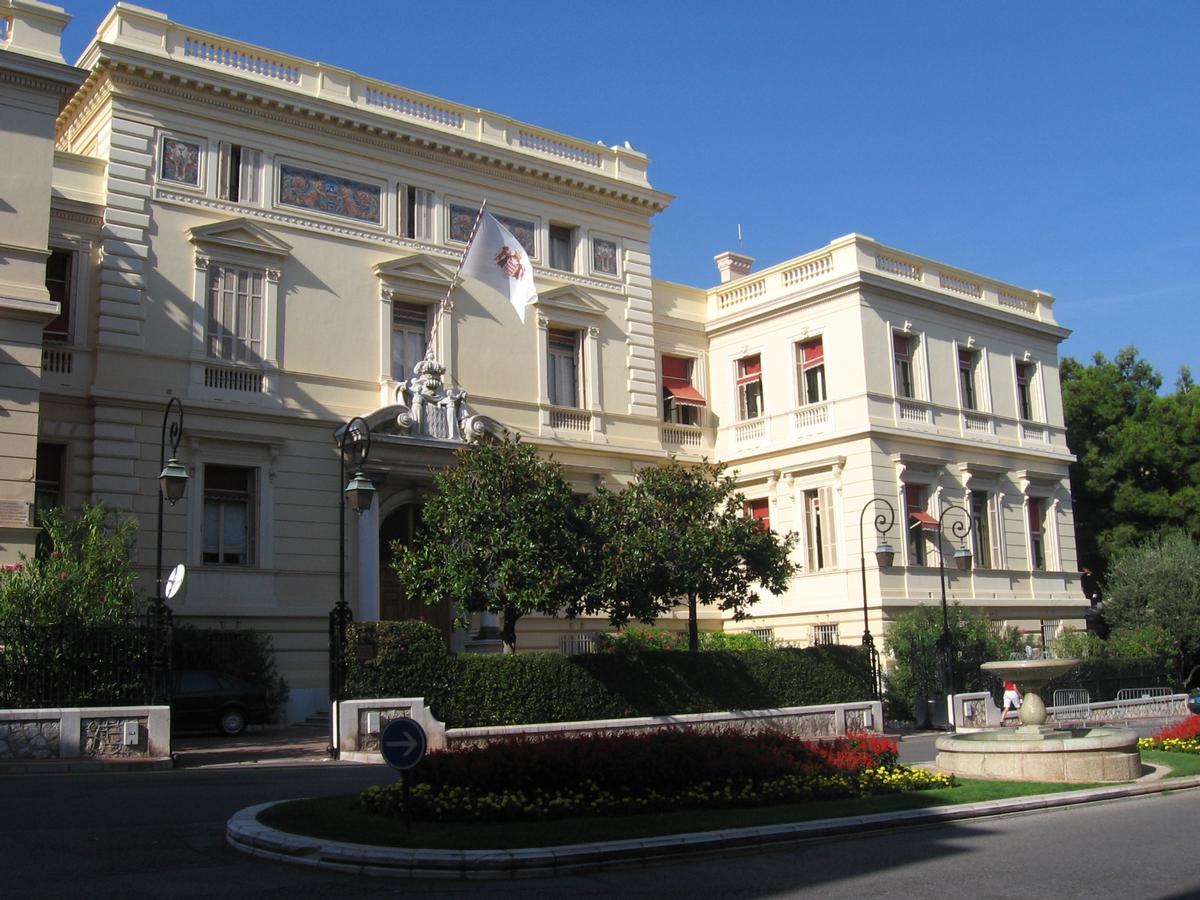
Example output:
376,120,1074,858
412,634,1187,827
378,502,453,642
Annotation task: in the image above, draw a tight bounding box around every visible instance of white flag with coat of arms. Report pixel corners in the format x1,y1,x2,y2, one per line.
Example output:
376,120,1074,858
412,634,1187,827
460,212,538,323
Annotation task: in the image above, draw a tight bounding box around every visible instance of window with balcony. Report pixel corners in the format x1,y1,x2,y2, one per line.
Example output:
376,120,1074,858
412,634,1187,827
1016,362,1036,421
796,338,826,405
217,143,262,204
547,328,581,408
958,348,981,411
744,497,771,531
803,486,837,571
549,224,576,272
736,354,763,420
43,249,74,344
893,332,917,398
203,465,256,566
206,265,263,365
391,302,429,381
404,186,435,240
662,355,705,426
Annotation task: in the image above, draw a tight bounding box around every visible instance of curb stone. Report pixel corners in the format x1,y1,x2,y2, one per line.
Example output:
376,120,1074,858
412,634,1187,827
226,773,1200,880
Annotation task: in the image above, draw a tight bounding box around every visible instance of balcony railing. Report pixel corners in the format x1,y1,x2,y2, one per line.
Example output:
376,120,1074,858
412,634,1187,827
792,402,832,436
549,408,590,432
661,425,704,449
41,346,73,375
205,364,264,393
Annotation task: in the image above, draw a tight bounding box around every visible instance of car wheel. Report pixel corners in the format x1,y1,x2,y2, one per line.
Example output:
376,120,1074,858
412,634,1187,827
220,707,247,736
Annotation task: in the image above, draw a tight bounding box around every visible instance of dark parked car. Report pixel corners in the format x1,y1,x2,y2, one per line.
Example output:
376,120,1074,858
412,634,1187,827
171,670,269,735
1188,693,1200,716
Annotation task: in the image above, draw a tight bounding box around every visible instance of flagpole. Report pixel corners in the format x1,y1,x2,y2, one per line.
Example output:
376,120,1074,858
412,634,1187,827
427,199,487,361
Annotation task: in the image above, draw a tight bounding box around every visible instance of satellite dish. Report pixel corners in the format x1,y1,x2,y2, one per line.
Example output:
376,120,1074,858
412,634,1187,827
164,563,186,599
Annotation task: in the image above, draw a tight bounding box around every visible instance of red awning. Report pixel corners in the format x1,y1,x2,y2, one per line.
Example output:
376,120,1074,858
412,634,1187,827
664,381,707,407
909,511,940,532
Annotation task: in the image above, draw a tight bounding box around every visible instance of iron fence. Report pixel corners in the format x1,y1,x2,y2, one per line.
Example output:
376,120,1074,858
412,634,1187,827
0,621,163,708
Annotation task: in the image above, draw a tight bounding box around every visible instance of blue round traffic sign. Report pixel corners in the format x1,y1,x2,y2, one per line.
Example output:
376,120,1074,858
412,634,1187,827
379,718,427,770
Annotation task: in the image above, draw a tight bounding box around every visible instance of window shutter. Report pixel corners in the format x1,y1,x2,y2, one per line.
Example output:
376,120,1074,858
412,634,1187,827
819,486,837,569
414,188,434,240
217,142,232,200
239,148,261,203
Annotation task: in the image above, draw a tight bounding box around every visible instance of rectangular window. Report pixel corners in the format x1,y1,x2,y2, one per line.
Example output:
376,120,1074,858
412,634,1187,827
43,249,73,343
812,623,839,646
662,355,704,425
893,332,915,398
547,328,580,407
1016,362,1035,421
971,492,992,569
796,338,826,405
391,302,428,381
34,442,65,521
905,483,929,566
959,348,980,410
1029,498,1045,571
736,354,763,421
549,224,575,272
203,465,255,566
803,487,837,571
404,186,434,240
744,497,771,531
218,143,261,203
207,266,263,364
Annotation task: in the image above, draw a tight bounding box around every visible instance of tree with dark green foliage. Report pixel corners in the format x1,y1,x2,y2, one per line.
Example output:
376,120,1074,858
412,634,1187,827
588,460,798,652
883,604,1023,717
1100,531,1200,685
1061,347,1200,576
391,437,591,652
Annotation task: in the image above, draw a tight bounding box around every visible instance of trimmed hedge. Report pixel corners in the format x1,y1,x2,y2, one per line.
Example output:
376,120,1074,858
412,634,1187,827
345,621,873,728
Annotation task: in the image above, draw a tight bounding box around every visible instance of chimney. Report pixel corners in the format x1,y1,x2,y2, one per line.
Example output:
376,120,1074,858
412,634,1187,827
714,251,754,284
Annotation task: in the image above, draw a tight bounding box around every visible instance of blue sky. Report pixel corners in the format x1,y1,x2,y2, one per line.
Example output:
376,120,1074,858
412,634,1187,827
59,1,1198,383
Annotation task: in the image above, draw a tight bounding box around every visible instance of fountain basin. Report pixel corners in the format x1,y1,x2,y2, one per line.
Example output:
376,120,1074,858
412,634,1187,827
935,727,1141,782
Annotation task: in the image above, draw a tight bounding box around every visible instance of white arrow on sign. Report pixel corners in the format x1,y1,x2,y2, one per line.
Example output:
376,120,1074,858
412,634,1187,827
384,733,419,754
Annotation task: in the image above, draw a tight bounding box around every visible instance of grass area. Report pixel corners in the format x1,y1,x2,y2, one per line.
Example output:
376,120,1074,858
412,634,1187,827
1142,749,1200,778
258,778,1095,851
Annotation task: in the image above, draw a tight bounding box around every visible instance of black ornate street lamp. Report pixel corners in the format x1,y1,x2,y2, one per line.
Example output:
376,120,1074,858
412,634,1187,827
152,397,187,704
329,417,374,757
936,503,973,702
858,498,896,701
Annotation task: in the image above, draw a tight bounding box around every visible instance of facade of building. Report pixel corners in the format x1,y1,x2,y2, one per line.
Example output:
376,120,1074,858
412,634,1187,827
1,1,1087,720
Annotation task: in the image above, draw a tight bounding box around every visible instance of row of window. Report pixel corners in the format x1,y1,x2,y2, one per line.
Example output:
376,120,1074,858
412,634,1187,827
731,332,1041,423
159,134,620,278
743,485,1058,574
36,445,256,567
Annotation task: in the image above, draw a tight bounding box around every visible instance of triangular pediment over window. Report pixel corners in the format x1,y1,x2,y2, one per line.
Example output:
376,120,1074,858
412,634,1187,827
189,218,292,259
374,254,458,302
535,285,608,317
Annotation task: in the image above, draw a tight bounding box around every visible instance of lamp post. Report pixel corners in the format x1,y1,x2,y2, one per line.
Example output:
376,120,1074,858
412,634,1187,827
936,503,973,703
858,498,896,702
153,397,188,704
329,417,375,757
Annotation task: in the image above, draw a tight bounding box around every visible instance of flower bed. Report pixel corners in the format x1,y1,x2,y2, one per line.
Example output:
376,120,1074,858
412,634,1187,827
360,729,953,822
1138,715,1200,754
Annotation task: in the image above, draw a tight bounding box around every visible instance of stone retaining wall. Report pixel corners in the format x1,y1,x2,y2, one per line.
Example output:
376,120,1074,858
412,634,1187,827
0,707,170,759
335,698,884,763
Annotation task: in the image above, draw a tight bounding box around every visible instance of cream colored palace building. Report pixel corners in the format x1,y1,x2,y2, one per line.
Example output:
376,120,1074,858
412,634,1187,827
1,1,1087,719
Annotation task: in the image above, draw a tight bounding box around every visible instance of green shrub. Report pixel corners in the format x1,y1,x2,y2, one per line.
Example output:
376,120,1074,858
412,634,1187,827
593,626,687,653
173,625,289,720
345,621,873,728
699,630,775,651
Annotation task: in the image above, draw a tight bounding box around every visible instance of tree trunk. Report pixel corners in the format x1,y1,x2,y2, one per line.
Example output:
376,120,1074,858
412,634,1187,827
501,606,519,653
688,594,699,652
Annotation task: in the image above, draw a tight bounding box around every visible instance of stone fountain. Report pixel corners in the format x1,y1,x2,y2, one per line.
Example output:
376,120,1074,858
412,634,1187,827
934,658,1142,782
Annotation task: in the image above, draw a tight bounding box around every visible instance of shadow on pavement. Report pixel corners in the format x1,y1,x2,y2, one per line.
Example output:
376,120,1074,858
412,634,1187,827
172,724,331,768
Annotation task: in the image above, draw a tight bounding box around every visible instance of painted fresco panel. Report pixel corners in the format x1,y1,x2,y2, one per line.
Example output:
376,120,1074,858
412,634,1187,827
278,164,382,224
160,137,201,186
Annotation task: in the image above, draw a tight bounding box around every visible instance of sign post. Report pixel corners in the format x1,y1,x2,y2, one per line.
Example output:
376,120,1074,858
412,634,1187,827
379,718,427,829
